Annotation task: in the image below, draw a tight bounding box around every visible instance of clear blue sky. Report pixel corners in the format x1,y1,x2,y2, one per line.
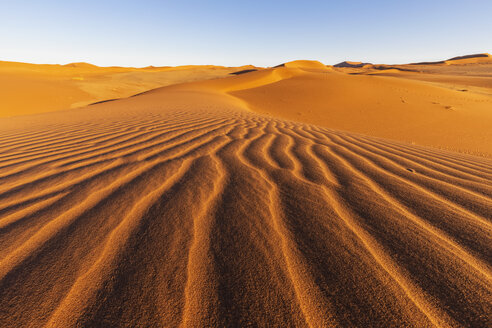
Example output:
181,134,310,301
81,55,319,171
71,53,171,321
1,0,491,67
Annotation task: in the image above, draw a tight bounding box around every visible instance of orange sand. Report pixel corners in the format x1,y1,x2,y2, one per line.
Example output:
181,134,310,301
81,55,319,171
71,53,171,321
0,55,490,327
0,61,251,117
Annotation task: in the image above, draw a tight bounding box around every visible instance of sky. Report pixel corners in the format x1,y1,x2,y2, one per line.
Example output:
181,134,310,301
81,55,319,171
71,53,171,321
1,0,491,67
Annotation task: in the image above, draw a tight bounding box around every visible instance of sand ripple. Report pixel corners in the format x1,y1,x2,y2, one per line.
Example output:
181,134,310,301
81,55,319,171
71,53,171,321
0,104,490,327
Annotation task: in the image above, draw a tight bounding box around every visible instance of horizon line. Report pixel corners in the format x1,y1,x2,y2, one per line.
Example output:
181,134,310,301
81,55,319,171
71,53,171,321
1,52,490,69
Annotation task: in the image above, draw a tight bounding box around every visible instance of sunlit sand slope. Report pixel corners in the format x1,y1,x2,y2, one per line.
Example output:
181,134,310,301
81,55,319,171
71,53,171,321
0,61,248,117
0,89,490,327
223,65,492,157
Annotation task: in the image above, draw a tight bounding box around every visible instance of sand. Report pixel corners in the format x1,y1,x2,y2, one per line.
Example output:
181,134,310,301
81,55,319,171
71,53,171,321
0,56,490,327
0,61,250,117
226,60,492,157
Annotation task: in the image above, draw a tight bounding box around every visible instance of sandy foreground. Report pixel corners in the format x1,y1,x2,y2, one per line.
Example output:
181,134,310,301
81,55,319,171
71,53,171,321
0,56,491,327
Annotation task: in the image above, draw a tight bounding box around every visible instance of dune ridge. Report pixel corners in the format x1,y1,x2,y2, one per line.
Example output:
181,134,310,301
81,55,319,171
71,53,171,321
0,84,490,327
410,53,492,66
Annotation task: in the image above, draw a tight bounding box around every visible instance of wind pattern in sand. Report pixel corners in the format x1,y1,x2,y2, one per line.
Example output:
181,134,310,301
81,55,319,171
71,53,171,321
0,95,490,328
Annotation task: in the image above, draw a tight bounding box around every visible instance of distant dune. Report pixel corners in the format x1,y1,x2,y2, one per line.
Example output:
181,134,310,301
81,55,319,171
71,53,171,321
282,60,329,70
0,55,490,327
0,61,248,117
334,61,372,68
444,53,492,65
447,53,491,61
63,62,100,68
407,53,492,66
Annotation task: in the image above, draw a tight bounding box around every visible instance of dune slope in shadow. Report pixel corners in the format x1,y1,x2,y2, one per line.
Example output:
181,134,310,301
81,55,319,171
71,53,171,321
0,87,490,327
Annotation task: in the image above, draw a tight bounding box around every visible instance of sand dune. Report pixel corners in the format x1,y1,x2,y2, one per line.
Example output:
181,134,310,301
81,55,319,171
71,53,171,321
282,60,330,70
334,61,372,68
0,61,248,117
0,76,490,327
160,60,492,157
408,53,492,66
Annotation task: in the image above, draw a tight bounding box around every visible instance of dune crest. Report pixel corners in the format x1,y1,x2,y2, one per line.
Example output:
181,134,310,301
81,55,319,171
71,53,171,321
63,62,99,68
334,61,372,68
444,53,492,65
282,60,329,70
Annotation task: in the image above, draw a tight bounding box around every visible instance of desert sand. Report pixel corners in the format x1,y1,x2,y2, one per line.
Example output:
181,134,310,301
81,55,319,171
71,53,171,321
0,61,250,117
0,55,490,327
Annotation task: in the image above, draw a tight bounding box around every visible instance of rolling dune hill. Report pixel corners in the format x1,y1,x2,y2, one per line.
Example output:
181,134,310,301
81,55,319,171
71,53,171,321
0,58,491,327
334,53,492,96
0,61,252,117
173,60,492,157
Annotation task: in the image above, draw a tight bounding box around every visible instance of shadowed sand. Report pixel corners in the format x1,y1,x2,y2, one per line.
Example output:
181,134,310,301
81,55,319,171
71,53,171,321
0,58,491,327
